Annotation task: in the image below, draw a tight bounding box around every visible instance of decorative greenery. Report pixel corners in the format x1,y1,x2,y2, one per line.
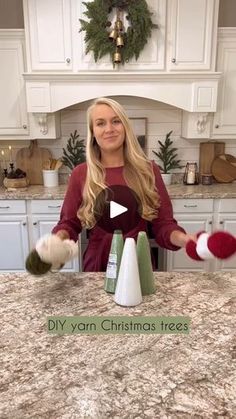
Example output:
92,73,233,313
62,130,86,171
79,0,158,65
152,131,183,174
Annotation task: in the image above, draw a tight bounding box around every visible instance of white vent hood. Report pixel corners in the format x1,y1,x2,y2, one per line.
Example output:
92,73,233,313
24,71,221,114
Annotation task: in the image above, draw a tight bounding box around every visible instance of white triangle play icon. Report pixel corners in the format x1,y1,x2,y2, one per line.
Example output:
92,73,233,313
110,201,128,219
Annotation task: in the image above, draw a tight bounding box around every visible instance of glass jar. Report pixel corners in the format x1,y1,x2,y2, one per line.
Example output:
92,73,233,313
183,162,199,185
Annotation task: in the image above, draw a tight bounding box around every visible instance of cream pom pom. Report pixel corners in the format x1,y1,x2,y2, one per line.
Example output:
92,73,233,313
36,234,78,269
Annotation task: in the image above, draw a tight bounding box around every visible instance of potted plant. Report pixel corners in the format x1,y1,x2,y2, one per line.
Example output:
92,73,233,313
152,130,182,185
61,130,86,171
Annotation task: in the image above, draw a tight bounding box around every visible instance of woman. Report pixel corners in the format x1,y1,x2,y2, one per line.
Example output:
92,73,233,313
52,97,196,271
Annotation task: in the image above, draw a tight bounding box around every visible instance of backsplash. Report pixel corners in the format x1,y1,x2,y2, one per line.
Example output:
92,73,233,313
1,96,236,184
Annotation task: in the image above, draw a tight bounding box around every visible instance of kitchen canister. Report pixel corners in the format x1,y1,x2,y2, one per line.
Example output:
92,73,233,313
42,170,59,187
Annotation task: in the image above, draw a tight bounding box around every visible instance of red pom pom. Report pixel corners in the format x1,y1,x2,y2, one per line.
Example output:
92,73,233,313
208,231,236,259
186,240,203,261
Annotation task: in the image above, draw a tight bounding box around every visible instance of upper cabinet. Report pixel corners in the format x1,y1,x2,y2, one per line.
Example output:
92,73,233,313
23,0,73,71
0,30,29,137
23,0,219,73
167,0,219,71
211,28,236,139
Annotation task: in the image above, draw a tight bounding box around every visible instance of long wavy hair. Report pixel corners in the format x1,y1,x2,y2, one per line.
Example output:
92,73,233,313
78,97,160,228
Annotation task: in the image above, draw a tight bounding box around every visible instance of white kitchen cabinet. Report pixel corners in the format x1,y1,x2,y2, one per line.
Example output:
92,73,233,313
167,0,219,71
76,0,166,71
23,0,73,71
30,200,80,272
211,28,236,139
166,199,213,271
167,198,236,272
0,30,29,137
0,200,29,272
214,199,236,271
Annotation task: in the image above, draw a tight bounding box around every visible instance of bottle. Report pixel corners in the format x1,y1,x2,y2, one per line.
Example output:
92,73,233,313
114,238,142,307
136,231,156,295
104,230,124,293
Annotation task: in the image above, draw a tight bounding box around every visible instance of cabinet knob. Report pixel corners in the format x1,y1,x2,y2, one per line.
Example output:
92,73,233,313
33,222,37,225
66,58,71,64
215,124,219,129
219,221,224,225
208,221,212,225
171,58,176,63
23,124,27,129
22,222,26,226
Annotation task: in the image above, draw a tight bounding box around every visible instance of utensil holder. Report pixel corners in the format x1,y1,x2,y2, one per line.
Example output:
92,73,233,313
42,170,59,187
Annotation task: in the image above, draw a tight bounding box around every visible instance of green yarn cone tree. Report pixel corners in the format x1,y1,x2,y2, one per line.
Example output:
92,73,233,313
136,231,156,295
104,230,124,293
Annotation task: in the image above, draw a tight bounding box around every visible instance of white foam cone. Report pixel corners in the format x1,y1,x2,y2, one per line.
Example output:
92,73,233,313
114,238,142,307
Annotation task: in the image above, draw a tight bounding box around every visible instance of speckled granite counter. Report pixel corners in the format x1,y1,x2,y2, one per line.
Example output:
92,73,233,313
0,182,236,200
1,271,235,418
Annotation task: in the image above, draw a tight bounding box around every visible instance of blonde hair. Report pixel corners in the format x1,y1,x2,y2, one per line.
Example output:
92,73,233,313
78,97,160,228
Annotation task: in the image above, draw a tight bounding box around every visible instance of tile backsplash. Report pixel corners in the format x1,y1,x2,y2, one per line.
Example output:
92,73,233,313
1,96,236,185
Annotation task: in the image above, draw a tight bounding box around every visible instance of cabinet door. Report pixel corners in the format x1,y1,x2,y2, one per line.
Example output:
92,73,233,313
76,0,166,71
167,0,218,71
215,215,236,271
212,31,236,138
25,0,72,70
0,36,28,135
166,215,212,271
0,216,29,272
32,216,80,272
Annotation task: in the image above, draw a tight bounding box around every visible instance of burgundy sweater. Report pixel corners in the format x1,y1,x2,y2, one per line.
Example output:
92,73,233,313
52,162,185,271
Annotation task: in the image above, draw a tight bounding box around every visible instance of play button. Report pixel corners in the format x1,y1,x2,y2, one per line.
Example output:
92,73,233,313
110,201,127,218
94,185,142,234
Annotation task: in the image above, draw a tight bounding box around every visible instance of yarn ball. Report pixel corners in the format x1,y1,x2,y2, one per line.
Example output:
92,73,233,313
25,249,52,276
185,231,205,261
208,231,236,259
36,234,78,269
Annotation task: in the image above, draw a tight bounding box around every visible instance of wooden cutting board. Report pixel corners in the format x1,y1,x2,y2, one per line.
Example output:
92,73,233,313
16,140,52,184
211,154,236,183
199,141,225,176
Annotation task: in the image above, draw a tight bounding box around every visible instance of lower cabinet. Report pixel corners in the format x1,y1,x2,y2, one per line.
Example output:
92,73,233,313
0,199,80,273
0,200,29,272
166,198,236,272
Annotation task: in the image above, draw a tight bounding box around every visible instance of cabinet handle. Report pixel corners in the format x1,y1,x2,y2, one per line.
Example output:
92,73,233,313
23,124,27,129
0,206,10,209
48,205,61,209
66,58,71,63
171,58,176,63
215,124,219,129
33,222,37,225
184,204,197,208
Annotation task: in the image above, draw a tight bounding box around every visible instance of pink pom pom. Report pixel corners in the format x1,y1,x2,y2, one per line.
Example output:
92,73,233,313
208,231,236,259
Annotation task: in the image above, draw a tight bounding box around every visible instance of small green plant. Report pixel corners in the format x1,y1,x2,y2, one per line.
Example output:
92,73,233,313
62,130,86,171
152,130,182,173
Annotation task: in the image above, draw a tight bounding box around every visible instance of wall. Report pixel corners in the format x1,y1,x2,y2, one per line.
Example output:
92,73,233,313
0,0,24,28
218,0,236,26
2,97,236,182
0,0,236,29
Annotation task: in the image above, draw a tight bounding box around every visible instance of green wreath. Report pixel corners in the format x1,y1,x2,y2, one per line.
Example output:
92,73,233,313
79,0,158,65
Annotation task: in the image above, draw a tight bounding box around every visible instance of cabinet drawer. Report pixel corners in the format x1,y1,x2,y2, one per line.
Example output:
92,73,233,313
218,199,235,213
172,199,214,213
31,200,62,214
0,200,26,214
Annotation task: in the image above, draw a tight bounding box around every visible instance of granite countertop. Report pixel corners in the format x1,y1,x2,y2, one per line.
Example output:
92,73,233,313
0,182,236,200
1,271,236,418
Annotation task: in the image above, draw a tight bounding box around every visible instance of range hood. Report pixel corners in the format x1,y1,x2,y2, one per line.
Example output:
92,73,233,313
24,71,221,114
